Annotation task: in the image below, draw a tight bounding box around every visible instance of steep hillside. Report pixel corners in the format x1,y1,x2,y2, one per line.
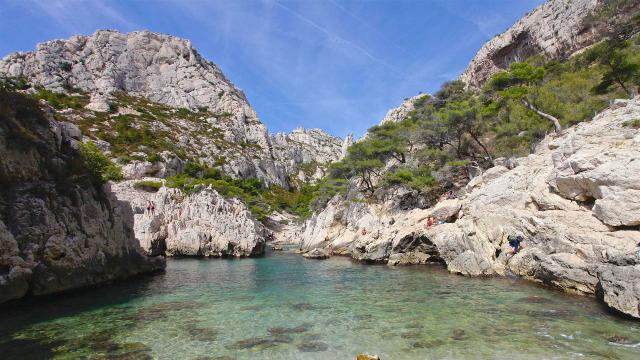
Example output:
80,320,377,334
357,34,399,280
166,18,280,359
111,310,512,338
0,90,164,304
0,30,344,188
460,0,640,88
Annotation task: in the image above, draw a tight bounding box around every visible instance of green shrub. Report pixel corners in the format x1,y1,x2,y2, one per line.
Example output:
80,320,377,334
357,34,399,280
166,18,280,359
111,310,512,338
34,88,88,110
133,180,163,192
59,62,72,72
623,118,640,128
79,142,123,183
165,164,319,221
147,153,163,163
382,166,436,192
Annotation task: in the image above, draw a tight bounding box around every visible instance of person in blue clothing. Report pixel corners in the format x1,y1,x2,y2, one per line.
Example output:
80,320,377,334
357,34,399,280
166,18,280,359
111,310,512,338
508,234,524,254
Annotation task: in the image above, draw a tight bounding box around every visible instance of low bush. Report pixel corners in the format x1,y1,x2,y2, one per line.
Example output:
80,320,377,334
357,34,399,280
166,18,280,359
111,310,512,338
133,180,163,192
79,142,123,183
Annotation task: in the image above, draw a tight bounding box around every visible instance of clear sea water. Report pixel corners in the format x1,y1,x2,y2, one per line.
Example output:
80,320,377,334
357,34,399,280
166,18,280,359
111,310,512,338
1,250,639,360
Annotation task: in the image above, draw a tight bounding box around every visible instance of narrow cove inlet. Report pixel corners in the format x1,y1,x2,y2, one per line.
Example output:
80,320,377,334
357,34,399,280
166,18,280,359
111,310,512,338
2,0,640,358
1,251,638,360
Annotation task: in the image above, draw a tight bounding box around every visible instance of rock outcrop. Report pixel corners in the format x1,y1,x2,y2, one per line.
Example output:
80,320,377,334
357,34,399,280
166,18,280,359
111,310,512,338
380,94,428,124
111,180,267,257
270,128,345,183
0,91,164,304
0,30,344,188
301,97,640,318
302,248,330,260
460,0,640,88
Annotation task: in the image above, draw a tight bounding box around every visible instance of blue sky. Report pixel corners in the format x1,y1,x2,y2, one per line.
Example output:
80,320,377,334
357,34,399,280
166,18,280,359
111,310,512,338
0,0,542,137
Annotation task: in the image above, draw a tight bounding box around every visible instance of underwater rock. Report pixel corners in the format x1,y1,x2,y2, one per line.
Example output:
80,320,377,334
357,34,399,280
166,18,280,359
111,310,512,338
268,324,312,335
450,329,466,341
181,324,219,341
297,340,329,352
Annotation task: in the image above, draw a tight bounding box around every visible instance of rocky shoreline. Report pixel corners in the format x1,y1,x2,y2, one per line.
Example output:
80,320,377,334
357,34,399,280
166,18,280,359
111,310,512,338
299,98,640,319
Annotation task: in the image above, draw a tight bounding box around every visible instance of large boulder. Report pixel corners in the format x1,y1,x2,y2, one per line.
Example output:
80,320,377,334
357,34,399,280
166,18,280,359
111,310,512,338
597,263,640,319
303,248,329,260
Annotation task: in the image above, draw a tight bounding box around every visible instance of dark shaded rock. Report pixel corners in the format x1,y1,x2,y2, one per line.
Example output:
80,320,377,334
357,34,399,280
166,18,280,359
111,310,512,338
411,339,444,348
226,335,292,350
121,301,200,322
607,335,636,345
291,303,317,311
450,329,466,341
400,331,422,339
181,323,219,341
0,91,164,304
517,296,553,304
268,324,312,335
297,340,329,352
0,338,62,360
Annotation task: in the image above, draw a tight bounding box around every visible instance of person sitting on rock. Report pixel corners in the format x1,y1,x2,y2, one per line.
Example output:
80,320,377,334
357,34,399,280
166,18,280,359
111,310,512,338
508,234,524,254
424,216,434,229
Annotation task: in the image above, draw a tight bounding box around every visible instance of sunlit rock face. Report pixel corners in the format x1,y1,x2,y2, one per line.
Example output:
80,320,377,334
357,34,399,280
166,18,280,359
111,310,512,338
0,30,345,188
460,0,640,88
301,98,640,318
270,128,346,183
111,180,267,258
0,95,164,305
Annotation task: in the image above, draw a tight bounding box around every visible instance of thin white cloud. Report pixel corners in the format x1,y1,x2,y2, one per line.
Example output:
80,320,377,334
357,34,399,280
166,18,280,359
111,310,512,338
272,0,403,76
22,0,139,33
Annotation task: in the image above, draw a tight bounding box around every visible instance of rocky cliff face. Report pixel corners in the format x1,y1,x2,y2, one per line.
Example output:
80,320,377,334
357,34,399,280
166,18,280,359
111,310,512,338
0,30,344,188
380,94,428,124
460,0,640,88
270,128,350,183
0,92,164,304
111,180,267,257
301,97,640,318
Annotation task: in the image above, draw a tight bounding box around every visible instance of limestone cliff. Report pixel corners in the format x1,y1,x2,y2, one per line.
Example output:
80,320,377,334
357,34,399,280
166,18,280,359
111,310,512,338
270,128,348,183
380,94,428,124
0,91,164,304
111,180,267,258
460,0,640,88
301,97,640,318
0,30,344,188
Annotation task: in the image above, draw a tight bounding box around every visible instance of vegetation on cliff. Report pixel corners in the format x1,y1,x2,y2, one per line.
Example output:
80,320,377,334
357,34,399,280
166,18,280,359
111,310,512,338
165,164,315,221
311,33,640,209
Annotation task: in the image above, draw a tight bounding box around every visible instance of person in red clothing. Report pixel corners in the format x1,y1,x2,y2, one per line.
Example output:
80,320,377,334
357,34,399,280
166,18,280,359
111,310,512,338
425,216,434,229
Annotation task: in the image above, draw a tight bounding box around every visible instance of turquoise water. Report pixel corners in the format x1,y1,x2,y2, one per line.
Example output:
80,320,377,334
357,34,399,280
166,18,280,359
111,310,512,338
1,251,639,360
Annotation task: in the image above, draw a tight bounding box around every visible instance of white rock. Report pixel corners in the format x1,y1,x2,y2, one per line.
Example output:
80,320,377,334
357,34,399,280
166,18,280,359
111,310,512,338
111,180,267,257
459,0,639,87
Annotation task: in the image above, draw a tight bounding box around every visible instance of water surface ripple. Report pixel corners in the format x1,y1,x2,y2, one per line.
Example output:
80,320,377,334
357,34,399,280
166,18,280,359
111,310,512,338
1,252,639,359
